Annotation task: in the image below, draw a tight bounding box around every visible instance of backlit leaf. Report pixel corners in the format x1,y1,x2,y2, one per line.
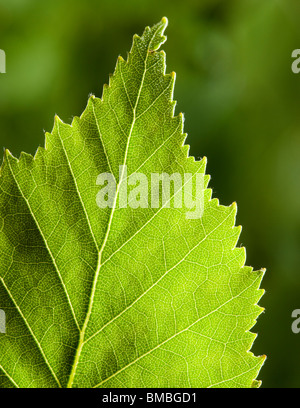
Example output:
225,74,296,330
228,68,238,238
0,17,265,388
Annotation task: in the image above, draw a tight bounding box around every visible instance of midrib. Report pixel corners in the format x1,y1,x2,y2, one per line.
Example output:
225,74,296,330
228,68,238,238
66,31,155,387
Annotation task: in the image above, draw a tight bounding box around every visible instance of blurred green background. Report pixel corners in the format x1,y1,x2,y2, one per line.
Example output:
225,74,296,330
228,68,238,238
1,0,300,388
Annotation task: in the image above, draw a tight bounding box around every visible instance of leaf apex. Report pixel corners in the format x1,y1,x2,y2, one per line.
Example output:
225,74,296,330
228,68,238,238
0,18,266,389
161,16,168,27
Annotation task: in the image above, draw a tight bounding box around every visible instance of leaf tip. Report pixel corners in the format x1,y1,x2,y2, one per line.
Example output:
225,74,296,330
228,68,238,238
161,16,168,27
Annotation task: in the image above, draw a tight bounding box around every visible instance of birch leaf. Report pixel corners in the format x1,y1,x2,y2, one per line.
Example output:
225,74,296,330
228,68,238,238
0,17,265,388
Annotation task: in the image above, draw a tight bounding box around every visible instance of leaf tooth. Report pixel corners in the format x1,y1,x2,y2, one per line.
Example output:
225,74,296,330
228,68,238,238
229,224,242,249
33,145,47,161
70,115,81,128
19,151,34,165
177,110,184,128
181,144,190,158
202,155,208,165
117,55,125,63
101,83,110,101
204,172,210,187
206,186,213,201
87,93,101,108
0,149,17,178
4,148,16,161
254,299,265,317
253,269,266,290
170,100,177,118
251,378,263,388
54,113,64,126
44,131,52,150
259,267,267,277
253,379,261,388
53,113,73,137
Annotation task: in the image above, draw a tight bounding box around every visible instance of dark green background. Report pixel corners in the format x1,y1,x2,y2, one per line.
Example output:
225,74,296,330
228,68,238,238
1,0,299,388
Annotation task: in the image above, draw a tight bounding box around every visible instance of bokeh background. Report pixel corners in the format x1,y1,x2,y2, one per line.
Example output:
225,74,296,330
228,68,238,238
0,0,300,388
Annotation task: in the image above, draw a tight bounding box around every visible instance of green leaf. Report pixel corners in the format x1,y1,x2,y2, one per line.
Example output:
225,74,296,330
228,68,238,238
0,17,265,388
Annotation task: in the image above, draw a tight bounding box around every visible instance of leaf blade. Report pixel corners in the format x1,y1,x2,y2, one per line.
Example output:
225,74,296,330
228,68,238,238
0,17,265,388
